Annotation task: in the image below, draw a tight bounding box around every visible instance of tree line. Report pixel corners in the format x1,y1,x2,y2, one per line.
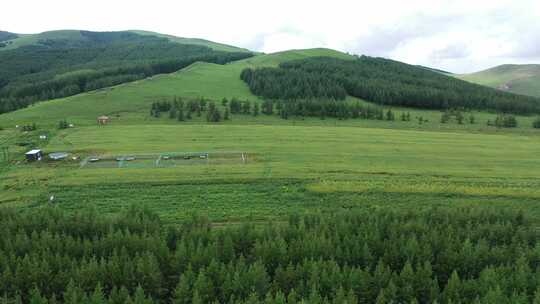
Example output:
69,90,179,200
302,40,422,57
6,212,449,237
241,56,540,114
2,206,540,303
150,97,229,123
0,31,252,114
150,97,414,124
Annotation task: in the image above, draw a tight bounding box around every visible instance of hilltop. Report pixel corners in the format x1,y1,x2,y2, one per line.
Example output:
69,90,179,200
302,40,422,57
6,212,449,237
129,30,249,53
0,29,248,53
458,64,540,97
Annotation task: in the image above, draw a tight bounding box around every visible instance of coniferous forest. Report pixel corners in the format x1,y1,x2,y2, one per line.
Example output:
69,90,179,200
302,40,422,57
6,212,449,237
241,56,540,114
0,31,252,114
1,206,540,303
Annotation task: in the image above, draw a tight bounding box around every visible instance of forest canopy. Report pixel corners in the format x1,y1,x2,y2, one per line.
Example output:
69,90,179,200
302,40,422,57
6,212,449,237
0,31,252,114
241,56,540,114
1,206,539,303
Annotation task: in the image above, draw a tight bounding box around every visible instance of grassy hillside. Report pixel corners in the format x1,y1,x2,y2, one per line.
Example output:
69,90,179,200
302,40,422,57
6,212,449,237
129,30,249,53
0,48,354,126
0,30,253,114
459,64,540,97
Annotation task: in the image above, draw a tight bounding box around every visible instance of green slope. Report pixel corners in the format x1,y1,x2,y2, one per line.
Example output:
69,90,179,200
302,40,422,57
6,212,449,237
459,64,540,97
0,48,353,126
0,30,254,114
129,30,249,53
0,30,85,51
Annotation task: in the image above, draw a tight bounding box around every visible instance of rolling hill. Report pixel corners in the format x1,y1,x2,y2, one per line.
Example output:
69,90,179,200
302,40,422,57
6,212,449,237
0,30,253,114
241,56,540,114
129,30,249,53
458,64,540,97
0,29,248,53
0,48,353,126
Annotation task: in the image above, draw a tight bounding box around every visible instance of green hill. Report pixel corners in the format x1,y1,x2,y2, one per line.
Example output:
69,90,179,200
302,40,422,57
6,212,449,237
458,64,540,97
0,30,253,114
0,31,18,42
0,29,249,53
129,30,249,53
0,48,354,126
241,56,540,114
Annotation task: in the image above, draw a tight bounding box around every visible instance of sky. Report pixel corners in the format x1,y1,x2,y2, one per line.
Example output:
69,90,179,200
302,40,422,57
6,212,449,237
2,0,539,73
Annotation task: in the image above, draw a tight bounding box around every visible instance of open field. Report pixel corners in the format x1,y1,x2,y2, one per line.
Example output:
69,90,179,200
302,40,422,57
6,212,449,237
2,123,539,223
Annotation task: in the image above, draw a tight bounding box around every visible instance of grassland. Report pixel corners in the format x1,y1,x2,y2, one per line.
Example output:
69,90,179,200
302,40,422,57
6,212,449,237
2,123,539,223
459,64,540,97
1,48,540,225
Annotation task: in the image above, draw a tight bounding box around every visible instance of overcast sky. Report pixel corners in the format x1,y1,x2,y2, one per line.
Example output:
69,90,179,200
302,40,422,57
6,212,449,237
2,0,539,73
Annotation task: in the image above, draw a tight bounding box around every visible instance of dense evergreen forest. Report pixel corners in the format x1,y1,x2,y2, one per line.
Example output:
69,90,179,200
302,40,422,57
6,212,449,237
0,31,252,114
241,56,540,114
2,206,540,303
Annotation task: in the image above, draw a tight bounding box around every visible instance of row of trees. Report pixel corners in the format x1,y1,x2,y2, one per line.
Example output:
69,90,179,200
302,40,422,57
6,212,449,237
151,97,537,129
241,56,540,114
488,114,518,128
440,109,475,125
152,97,414,124
0,31,253,114
1,206,539,303
150,98,230,123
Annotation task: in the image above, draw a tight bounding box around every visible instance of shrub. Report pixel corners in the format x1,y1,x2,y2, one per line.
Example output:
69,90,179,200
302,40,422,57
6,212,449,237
533,117,540,129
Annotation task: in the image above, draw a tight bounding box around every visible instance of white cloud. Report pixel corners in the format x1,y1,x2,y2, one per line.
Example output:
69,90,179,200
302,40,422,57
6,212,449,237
0,0,538,73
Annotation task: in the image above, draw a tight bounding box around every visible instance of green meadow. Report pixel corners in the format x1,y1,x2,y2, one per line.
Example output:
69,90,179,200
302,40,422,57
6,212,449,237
1,48,540,224
2,122,540,223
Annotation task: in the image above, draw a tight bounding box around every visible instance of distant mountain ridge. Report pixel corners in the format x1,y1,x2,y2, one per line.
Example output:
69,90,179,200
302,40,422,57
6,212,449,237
129,30,250,53
458,64,540,97
0,29,250,53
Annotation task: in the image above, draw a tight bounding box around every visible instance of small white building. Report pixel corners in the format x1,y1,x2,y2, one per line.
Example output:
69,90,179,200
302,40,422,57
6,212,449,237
25,149,43,161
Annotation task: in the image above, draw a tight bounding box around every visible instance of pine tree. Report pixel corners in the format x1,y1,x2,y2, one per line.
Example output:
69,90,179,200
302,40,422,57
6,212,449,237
177,108,184,121
173,268,194,304
63,280,83,304
253,103,260,116
456,111,464,124
169,107,177,119
533,117,540,129
441,111,450,123
443,271,462,303
29,288,47,304
386,109,395,121
89,283,105,304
